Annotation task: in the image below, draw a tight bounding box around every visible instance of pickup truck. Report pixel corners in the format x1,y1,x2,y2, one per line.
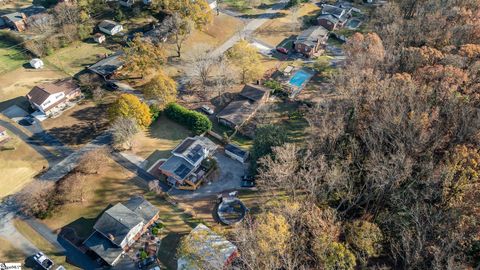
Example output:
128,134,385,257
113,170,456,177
33,252,54,270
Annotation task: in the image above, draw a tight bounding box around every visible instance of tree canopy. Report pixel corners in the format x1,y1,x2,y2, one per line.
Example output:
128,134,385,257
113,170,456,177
227,40,263,83
108,94,152,128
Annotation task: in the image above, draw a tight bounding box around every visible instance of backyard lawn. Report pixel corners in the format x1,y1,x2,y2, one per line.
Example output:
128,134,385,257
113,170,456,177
0,39,28,74
254,3,321,47
0,125,48,199
131,115,192,169
220,0,278,15
45,42,112,76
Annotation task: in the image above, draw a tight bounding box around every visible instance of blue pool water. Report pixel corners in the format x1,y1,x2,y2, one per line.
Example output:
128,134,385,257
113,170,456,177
289,69,313,88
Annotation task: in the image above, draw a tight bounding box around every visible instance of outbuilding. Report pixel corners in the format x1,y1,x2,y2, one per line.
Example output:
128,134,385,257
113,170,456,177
98,20,123,36
225,143,248,163
93,33,106,44
29,58,44,69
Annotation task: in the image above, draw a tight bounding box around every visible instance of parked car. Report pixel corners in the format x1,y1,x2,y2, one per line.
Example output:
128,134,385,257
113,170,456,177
33,252,54,270
241,180,256,188
200,105,214,115
19,116,35,126
276,47,289,54
138,256,156,269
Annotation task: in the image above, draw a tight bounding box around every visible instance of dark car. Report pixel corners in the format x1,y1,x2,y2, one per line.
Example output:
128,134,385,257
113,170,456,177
276,47,289,54
19,116,35,126
138,256,156,269
241,180,256,188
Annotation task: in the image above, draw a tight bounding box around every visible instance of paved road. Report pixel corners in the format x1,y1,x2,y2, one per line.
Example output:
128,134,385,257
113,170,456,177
210,0,289,57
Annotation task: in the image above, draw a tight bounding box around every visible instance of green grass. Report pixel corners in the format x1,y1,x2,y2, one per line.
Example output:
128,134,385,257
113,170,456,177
0,40,27,74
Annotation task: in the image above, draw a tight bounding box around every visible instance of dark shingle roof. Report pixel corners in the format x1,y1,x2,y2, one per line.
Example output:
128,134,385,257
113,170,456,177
88,52,124,77
93,203,143,247
296,26,329,47
239,84,269,102
26,79,79,107
317,14,340,24
217,100,257,127
98,20,120,31
225,144,248,159
123,196,159,223
321,4,346,18
84,231,123,266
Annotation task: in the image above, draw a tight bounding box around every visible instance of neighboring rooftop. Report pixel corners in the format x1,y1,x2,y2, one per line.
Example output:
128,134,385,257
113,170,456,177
93,203,144,247
217,100,258,127
321,4,347,18
84,231,124,266
123,195,158,223
296,26,329,47
88,52,125,77
317,14,341,24
172,136,217,165
225,144,248,160
26,79,79,106
1,12,25,22
239,84,270,102
98,20,120,31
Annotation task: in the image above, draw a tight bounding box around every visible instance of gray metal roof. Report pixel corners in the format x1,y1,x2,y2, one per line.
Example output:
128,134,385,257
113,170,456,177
123,196,159,223
239,84,269,102
98,20,120,31
93,203,143,247
225,144,248,159
84,231,123,266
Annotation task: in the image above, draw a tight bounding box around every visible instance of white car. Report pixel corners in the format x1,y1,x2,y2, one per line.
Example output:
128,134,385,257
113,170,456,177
200,105,214,115
33,252,54,270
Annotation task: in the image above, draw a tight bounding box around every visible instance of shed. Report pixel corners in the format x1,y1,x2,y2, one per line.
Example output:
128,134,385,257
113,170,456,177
29,58,44,69
224,144,248,163
98,20,123,36
93,33,106,44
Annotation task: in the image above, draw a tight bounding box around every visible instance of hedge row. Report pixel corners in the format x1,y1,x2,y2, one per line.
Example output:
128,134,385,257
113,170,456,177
164,103,212,135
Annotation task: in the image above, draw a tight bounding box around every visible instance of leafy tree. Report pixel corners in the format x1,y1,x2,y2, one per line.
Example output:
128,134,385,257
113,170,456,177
345,220,383,262
143,71,177,108
156,0,213,29
251,125,288,170
123,35,167,75
227,40,262,83
164,103,212,134
314,240,356,270
108,94,152,128
256,213,292,259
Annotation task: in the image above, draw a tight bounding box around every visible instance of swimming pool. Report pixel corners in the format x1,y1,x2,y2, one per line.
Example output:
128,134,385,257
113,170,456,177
289,69,313,88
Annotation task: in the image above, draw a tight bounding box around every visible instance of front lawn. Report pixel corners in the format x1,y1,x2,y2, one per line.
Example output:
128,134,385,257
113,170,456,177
0,38,28,74
0,237,25,263
0,123,48,199
45,42,112,76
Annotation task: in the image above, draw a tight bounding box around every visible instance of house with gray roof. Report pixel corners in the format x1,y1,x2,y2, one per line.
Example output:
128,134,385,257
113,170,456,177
159,136,217,190
84,196,159,266
294,26,329,57
88,52,125,78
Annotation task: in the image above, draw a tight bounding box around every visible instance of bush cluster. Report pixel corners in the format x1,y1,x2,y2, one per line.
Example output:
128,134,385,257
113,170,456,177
164,103,212,135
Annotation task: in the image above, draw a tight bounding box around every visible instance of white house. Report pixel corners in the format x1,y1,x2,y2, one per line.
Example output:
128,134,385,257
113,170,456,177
98,20,123,36
26,79,81,117
29,58,44,69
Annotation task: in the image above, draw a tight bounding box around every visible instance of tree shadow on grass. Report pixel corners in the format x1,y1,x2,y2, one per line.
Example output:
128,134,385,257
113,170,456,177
239,12,287,19
157,233,186,270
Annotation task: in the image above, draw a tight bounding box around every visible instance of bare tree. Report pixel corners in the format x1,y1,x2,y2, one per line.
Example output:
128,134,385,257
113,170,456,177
185,44,217,89
16,181,57,219
27,14,55,34
57,172,88,203
111,117,140,150
162,13,193,58
53,2,80,25
76,148,109,174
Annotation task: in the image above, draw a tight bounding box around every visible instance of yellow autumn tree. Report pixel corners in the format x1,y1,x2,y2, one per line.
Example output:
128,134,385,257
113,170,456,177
227,39,262,83
143,71,177,109
108,93,152,128
123,35,167,76
157,0,212,29
255,212,291,267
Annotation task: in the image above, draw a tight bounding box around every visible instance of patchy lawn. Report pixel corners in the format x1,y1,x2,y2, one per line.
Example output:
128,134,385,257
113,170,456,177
0,67,67,111
0,39,27,74
0,124,48,198
0,237,25,263
41,100,111,148
131,115,192,169
254,3,321,47
220,0,278,15
45,41,112,76
13,219,81,269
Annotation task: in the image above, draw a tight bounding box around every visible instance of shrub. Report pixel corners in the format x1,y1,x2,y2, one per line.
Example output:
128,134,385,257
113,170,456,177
152,227,159,235
164,103,212,135
150,104,161,122
140,250,148,260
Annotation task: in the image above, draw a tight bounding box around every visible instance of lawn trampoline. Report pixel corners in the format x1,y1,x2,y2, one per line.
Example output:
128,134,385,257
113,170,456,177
217,197,248,225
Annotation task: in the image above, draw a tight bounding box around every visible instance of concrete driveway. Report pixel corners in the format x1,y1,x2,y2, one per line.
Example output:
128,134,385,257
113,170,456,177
1,105,29,122
170,151,246,200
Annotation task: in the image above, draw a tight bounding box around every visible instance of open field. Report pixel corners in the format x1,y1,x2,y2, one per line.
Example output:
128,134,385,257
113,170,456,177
45,42,112,76
254,3,321,47
13,219,81,269
0,125,47,198
0,0,32,11
131,115,192,169
220,0,277,15
0,237,25,263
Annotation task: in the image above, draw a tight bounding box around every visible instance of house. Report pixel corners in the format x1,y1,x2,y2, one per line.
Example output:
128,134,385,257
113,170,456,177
294,26,329,57
88,52,125,78
98,20,123,36
225,143,249,163
93,33,106,44
317,14,341,31
118,0,135,7
84,196,159,266
177,224,238,270
26,79,81,117
0,126,9,143
29,58,44,69
1,12,27,31
159,136,217,190
217,84,270,129
317,4,351,29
